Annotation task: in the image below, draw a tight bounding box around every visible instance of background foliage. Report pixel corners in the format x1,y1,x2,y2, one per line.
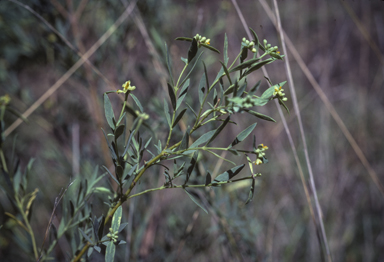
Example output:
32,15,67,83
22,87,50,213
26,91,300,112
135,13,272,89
1,0,384,261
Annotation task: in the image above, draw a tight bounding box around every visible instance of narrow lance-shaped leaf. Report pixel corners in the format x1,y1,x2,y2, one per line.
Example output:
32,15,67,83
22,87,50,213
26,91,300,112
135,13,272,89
189,130,215,149
78,228,93,244
205,172,212,186
104,94,115,130
261,81,287,99
105,206,122,262
203,61,210,92
114,125,125,139
229,57,262,73
246,110,276,122
172,108,187,128
224,33,229,65
184,189,208,214
249,27,260,53
167,83,177,110
102,165,120,185
165,42,174,86
249,80,261,96
178,129,190,151
205,116,230,146
219,61,232,85
214,164,245,183
164,98,171,127
130,94,143,113
198,73,206,105
184,151,198,185
180,51,204,88
240,46,248,63
200,43,220,54
242,58,274,78
178,79,190,97
245,177,256,205
188,38,198,63
231,123,257,147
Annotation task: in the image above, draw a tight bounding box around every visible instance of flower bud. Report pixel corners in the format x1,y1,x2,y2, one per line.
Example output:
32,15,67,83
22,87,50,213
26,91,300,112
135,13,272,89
251,48,257,53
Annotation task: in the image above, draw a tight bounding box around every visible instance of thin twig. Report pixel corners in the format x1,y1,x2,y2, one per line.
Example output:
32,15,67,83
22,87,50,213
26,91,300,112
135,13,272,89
38,180,75,262
271,0,332,260
7,0,111,86
231,0,328,259
259,0,384,196
4,0,138,138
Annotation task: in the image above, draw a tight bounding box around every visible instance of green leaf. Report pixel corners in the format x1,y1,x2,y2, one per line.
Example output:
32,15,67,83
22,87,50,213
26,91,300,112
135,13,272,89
270,52,284,60
206,116,230,146
78,228,93,244
184,189,208,214
175,37,193,42
185,151,197,184
102,165,120,185
249,80,261,96
198,73,206,105
185,102,197,118
172,108,187,128
118,222,129,233
98,215,105,241
167,83,176,110
242,58,274,78
101,128,117,160
105,241,116,262
203,61,210,92
278,98,290,113
205,172,211,186
246,110,276,122
179,79,190,97
261,81,287,99
104,94,115,130
188,38,198,63
164,98,171,127
224,33,229,65
245,177,256,204
189,130,215,148
249,27,260,54
180,51,204,88
178,130,189,151
237,81,247,97
229,57,262,73
112,206,123,232
165,43,174,86
114,125,125,139
231,123,257,147
240,46,248,64
200,43,220,54
219,61,232,85
214,164,245,182
130,94,143,113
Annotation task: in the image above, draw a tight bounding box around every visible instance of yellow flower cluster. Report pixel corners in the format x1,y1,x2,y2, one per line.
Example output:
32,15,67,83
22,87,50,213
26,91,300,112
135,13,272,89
254,144,268,165
273,86,288,102
194,34,210,45
117,80,136,94
242,37,257,53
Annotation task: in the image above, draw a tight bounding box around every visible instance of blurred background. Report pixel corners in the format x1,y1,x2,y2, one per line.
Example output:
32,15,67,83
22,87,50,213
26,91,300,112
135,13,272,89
0,0,383,261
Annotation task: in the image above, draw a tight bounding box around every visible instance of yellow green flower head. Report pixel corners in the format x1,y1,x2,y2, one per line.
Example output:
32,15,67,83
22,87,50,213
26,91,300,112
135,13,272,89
118,80,136,93
194,34,210,45
0,94,11,106
254,159,263,165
